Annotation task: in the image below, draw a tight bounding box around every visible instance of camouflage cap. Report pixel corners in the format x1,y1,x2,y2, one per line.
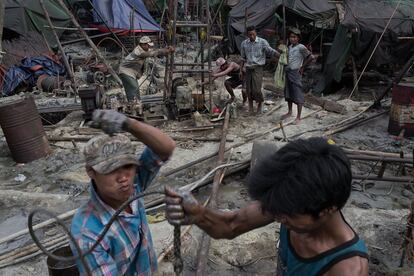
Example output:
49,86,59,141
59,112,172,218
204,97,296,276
139,36,154,46
84,134,139,174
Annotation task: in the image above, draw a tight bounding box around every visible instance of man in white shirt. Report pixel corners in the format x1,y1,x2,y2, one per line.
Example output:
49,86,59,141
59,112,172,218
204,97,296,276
240,26,281,114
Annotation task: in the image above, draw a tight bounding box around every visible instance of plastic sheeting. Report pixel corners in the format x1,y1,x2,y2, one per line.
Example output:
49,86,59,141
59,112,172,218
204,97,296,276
92,0,161,32
315,0,414,94
1,56,66,96
4,0,70,45
227,0,281,53
342,0,414,35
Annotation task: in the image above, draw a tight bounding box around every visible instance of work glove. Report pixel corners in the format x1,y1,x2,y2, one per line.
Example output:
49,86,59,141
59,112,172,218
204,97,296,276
164,186,200,226
91,109,128,135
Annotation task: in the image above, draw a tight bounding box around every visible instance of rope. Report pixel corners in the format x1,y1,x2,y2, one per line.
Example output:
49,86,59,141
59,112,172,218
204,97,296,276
347,0,402,99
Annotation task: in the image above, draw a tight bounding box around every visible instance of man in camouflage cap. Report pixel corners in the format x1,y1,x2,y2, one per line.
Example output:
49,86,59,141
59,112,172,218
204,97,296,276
71,109,175,275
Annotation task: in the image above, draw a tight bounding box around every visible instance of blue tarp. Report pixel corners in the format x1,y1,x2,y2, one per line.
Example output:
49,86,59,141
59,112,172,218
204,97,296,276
92,0,162,32
2,56,66,96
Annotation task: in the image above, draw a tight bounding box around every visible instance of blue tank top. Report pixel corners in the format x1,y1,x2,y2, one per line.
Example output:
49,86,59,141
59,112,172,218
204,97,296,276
278,216,368,276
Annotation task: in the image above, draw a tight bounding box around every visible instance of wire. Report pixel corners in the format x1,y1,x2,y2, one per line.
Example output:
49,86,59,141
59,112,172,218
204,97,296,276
28,189,164,275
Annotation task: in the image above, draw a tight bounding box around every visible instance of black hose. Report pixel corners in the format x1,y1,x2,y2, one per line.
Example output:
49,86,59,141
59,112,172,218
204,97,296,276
28,190,164,275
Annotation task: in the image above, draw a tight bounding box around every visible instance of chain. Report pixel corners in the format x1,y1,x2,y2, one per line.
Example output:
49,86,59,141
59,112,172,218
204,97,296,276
173,226,183,276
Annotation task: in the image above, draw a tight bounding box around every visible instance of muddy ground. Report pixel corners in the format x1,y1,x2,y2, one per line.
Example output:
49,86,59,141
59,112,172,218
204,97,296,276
0,73,413,276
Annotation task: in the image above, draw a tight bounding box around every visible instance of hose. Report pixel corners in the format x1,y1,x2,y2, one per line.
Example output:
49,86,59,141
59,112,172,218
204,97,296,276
28,189,182,275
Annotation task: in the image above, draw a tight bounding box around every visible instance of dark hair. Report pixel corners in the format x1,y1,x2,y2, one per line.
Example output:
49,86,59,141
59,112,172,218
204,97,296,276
248,137,352,218
246,26,256,32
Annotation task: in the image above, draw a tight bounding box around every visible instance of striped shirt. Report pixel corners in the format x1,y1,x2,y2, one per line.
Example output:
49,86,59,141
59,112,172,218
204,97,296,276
71,147,162,276
240,36,279,67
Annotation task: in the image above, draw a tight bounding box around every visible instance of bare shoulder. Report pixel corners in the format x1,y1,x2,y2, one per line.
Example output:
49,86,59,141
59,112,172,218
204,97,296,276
324,256,368,276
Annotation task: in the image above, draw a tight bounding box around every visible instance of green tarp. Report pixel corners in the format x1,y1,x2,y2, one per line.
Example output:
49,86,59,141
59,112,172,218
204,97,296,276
4,0,71,46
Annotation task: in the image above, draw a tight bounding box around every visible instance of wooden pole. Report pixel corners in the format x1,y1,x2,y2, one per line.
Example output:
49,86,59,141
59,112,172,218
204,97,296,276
39,0,77,93
55,0,123,86
0,0,5,64
196,105,230,275
282,0,286,42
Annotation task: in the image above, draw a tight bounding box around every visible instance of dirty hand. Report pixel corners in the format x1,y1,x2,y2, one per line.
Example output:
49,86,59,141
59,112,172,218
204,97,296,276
92,109,128,135
166,46,175,53
165,186,201,225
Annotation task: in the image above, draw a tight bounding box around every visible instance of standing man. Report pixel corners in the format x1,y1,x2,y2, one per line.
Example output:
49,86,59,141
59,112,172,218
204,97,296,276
165,137,369,276
119,36,174,102
209,57,246,104
71,109,175,275
240,26,281,114
281,28,315,124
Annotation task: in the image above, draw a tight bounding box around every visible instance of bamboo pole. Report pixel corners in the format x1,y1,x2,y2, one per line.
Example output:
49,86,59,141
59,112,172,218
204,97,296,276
0,235,67,264
0,241,69,268
0,209,77,246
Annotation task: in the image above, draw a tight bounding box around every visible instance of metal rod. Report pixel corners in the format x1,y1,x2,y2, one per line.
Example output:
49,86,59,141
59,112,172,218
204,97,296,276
55,0,123,86
61,30,124,46
352,174,413,183
173,69,210,73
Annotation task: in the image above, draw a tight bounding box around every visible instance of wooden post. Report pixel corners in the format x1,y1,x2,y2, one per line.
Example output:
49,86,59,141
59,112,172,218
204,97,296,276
40,0,77,94
55,0,123,86
196,104,230,275
0,0,5,64
282,0,286,42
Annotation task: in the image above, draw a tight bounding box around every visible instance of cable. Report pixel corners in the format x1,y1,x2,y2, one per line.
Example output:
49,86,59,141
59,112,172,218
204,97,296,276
28,189,164,275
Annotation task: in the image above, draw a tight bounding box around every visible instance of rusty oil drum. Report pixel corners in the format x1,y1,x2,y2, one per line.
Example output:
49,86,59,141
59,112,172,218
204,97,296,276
47,245,79,276
388,83,414,137
0,96,51,163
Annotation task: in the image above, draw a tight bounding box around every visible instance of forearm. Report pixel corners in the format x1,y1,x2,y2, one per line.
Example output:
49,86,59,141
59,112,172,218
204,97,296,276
193,202,274,239
125,119,175,160
195,207,244,239
302,55,314,69
270,48,281,58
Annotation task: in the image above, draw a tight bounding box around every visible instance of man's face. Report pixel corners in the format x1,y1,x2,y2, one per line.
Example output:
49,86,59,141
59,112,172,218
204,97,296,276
140,43,150,51
88,164,137,207
289,33,300,45
274,212,331,234
247,30,257,42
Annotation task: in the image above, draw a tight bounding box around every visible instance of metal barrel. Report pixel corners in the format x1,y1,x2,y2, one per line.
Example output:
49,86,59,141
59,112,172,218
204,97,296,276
388,83,414,137
0,96,51,163
47,245,79,276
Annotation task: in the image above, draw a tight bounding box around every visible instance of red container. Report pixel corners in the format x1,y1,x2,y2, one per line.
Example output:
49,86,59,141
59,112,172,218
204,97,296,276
388,83,414,137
